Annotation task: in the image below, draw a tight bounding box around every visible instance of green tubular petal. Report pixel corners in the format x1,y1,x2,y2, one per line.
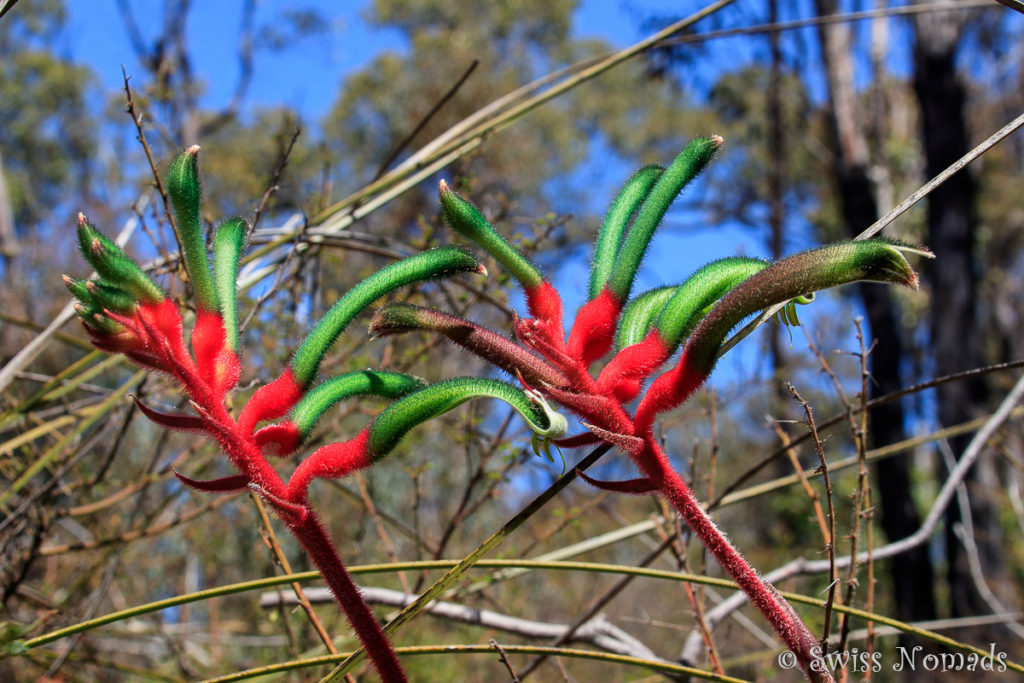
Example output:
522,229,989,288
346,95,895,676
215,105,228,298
438,180,543,289
63,275,95,307
291,247,484,387
86,280,137,314
366,377,568,460
167,146,218,311
685,239,928,376
653,257,769,351
615,285,678,350
72,301,102,322
590,164,663,300
213,217,248,351
290,371,425,439
607,136,722,302
75,216,164,304
84,312,126,335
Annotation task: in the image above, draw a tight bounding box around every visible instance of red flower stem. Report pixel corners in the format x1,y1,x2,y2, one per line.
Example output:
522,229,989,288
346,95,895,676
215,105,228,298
288,511,408,683
195,394,407,682
636,438,827,682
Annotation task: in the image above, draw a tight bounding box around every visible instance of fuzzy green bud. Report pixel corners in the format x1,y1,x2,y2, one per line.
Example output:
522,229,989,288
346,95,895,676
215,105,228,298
607,136,722,302
590,164,663,300
290,371,425,440
366,377,567,460
75,215,164,304
167,146,218,311
439,180,543,290
685,240,929,377
212,216,248,351
653,257,769,351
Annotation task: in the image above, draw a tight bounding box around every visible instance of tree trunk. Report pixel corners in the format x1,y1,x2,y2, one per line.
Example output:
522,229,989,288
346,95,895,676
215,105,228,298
814,0,935,626
913,4,1013,621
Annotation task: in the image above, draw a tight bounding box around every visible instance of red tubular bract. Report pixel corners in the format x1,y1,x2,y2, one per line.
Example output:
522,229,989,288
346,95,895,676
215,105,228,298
565,287,620,367
139,299,193,370
237,368,304,435
632,350,708,437
193,309,226,383
286,429,372,502
253,421,303,457
525,280,565,342
595,330,670,402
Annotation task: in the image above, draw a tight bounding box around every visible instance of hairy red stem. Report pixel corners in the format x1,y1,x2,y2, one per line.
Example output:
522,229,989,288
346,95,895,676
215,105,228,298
636,438,826,682
289,511,407,682
196,389,407,681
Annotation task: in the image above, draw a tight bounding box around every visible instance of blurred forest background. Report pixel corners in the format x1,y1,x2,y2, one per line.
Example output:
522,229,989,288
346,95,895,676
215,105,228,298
2,0,1024,680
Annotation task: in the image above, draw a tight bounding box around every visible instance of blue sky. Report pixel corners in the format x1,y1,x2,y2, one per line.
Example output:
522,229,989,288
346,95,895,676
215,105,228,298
58,1,818,397
62,1,772,281
55,1,957,448
65,1,683,121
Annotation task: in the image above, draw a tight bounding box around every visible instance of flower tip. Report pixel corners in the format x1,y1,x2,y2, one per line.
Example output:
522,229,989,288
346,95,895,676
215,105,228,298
883,241,933,289
711,134,724,146
474,262,488,276
898,244,935,259
90,237,105,257
438,178,451,194
186,144,201,155
61,274,74,287
77,212,88,227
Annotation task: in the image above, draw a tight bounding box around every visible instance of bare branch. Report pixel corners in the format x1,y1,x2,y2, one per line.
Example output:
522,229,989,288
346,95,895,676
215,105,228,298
261,587,667,664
